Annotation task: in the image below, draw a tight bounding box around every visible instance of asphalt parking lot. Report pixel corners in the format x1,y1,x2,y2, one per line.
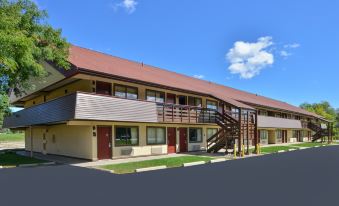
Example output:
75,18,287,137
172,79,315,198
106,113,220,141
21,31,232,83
1,146,338,206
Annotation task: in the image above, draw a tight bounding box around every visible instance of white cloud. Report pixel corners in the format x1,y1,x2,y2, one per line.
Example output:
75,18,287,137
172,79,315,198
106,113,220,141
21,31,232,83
112,0,138,14
226,36,274,79
280,50,292,57
284,43,300,48
193,74,205,79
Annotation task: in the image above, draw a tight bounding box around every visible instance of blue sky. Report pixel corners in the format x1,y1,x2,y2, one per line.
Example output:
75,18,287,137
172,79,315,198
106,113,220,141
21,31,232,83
35,0,339,108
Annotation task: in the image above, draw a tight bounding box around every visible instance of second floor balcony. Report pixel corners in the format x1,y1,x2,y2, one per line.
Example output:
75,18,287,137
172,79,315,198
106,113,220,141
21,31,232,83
3,92,219,129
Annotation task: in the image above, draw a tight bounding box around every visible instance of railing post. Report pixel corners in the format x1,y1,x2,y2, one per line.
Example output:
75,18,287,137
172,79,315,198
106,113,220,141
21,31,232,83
162,104,165,122
188,106,191,123
172,105,174,122
180,107,183,122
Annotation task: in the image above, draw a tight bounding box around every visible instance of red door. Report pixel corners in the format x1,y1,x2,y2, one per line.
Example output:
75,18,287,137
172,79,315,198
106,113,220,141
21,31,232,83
97,126,112,159
179,128,188,152
167,127,176,153
96,81,112,95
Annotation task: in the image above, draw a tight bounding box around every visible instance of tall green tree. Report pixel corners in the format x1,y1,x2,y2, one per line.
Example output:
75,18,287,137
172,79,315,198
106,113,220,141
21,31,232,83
0,0,69,126
300,101,336,121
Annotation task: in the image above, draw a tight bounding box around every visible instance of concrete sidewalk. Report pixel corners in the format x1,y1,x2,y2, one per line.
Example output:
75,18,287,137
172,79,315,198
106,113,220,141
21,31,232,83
0,141,24,151
74,153,188,167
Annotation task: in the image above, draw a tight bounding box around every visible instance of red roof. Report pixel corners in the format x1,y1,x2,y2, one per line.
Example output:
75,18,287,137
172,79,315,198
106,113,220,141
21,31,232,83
69,45,322,118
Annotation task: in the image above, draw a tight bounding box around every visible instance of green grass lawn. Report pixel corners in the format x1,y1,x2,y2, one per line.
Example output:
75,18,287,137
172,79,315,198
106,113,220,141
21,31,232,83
0,133,25,142
100,156,214,174
258,146,296,154
0,152,47,167
290,142,328,148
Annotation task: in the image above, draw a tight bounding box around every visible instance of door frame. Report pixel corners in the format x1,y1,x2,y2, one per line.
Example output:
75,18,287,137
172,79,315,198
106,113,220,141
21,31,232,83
167,127,176,154
97,126,112,160
179,128,188,152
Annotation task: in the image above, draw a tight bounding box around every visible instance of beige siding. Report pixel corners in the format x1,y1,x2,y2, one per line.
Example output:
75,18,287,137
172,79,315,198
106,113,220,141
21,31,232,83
25,125,94,160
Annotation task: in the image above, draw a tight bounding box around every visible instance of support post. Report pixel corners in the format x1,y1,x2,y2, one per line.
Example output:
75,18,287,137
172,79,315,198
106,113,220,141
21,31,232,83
30,126,33,157
328,122,331,144
246,111,249,155
238,108,242,156
254,111,258,153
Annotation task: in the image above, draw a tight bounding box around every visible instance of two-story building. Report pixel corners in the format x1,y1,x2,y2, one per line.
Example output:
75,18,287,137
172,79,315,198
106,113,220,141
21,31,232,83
3,45,333,160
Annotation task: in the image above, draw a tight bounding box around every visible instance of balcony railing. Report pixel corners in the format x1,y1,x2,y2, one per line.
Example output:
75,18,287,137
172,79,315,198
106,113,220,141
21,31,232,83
156,103,217,124
4,92,222,128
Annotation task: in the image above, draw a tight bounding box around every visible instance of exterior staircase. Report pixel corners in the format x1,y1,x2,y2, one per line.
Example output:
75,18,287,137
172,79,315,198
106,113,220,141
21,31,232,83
207,111,239,153
308,122,329,142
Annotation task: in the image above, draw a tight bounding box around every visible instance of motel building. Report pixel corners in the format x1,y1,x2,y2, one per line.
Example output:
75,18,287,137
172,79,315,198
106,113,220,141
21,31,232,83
3,45,333,161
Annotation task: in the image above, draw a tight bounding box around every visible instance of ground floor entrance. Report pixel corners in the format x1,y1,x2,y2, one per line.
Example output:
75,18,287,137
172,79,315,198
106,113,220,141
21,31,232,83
97,126,112,160
167,127,176,153
179,128,188,152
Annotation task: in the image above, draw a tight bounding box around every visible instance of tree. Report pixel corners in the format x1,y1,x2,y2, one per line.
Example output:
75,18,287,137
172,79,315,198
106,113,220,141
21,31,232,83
0,0,69,126
300,101,336,122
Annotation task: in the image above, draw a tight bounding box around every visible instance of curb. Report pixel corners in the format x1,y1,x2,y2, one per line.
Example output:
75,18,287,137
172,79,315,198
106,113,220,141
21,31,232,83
182,161,205,167
18,161,55,168
314,146,320,148
277,150,285,153
135,165,167,173
210,159,227,163
19,163,39,168
41,162,56,166
288,149,296,151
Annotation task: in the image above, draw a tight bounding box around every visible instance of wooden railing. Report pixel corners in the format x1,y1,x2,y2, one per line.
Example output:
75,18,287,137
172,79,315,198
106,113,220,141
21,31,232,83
156,103,218,124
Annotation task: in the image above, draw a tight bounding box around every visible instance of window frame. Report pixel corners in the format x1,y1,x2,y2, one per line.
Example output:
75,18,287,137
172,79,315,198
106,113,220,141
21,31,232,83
188,96,202,107
114,126,139,147
113,84,138,100
206,99,218,110
189,127,203,143
146,127,167,145
259,130,268,140
146,89,165,103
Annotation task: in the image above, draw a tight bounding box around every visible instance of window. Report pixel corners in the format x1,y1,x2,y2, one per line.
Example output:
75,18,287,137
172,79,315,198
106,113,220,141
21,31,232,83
258,110,268,116
207,128,218,139
115,126,139,146
178,95,187,105
188,96,202,107
276,130,282,139
147,127,166,145
259,130,268,140
206,100,217,110
189,128,202,143
146,90,165,103
114,84,138,99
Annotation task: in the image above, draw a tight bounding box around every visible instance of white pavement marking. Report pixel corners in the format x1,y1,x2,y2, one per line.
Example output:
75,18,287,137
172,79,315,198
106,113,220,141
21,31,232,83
135,165,167,173
182,161,206,167
210,159,227,163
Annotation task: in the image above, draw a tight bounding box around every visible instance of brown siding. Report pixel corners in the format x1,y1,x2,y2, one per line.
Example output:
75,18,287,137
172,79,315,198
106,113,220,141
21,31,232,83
4,94,76,128
74,93,158,122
